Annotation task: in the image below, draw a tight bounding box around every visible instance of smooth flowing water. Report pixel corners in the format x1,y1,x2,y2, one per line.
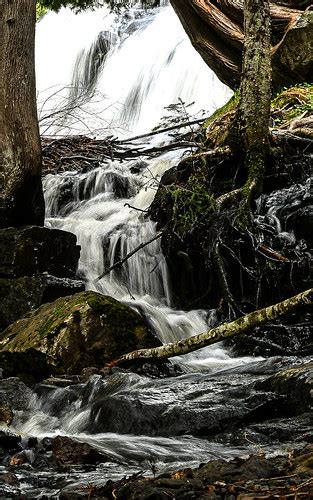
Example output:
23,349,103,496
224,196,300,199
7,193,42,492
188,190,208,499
39,1,239,370
2,3,278,495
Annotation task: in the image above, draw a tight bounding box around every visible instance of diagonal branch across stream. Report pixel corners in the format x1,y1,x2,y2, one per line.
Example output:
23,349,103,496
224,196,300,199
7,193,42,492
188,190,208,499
109,288,313,366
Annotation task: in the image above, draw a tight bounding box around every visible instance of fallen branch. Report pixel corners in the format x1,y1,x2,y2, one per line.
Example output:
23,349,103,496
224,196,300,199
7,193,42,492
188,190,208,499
109,288,312,366
94,232,163,282
116,116,212,144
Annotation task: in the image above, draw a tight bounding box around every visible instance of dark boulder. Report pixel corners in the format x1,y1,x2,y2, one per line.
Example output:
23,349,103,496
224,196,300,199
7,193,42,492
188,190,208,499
52,435,108,466
0,226,84,332
0,378,33,411
256,362,313,415
0,349,55,383
0,291,161,374
0,226,80,278
0,405,13,426
0,274,84,332
0,430,21,453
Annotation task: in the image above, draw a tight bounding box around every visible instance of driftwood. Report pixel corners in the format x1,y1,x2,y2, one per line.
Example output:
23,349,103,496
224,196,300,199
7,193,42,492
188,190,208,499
170,0,312,90
109,288,312,366
41,117,206,174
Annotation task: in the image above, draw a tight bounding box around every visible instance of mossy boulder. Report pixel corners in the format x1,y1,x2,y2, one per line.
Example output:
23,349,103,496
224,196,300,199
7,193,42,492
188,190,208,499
257,363,313,415
0,291,161,374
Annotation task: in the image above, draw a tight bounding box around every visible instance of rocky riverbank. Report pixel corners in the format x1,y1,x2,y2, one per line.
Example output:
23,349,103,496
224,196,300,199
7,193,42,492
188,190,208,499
0,360,312,498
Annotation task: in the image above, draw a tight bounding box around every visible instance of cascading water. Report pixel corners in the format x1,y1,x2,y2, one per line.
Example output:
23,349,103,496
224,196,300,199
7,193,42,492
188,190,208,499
39,1,240,368
36,2,231,137
1,4,273,495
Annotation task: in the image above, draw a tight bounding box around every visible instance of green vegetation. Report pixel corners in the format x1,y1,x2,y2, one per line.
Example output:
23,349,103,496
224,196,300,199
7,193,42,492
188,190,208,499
36,5,48,20
36,0,158,13
168,170,216,236
203,90,239,129
271,83,313,126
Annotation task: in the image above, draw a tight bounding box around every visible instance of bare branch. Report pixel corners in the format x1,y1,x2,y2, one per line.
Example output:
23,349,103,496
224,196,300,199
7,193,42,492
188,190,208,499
94,231,163,282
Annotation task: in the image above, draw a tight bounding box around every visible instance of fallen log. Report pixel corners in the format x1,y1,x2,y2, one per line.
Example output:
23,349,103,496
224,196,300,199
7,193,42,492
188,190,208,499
109,288,312,366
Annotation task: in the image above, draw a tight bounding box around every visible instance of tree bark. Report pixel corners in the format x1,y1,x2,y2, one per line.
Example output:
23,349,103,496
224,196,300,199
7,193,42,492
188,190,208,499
0,0,44,228
170,0,309,90
111,288,312,366
237,0,272,193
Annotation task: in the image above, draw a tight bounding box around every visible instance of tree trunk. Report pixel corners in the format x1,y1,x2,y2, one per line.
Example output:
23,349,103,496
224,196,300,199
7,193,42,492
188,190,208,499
111,288,312,366
170,0,310,90
0,0,44,228
238,0,272,193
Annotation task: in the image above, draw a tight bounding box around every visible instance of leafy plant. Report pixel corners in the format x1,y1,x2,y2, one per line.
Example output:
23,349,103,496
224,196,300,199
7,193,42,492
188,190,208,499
168,169,216,235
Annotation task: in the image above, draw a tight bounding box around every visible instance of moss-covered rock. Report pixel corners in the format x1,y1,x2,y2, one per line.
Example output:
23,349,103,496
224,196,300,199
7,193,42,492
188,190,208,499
0,291,161,374
257,363,313,415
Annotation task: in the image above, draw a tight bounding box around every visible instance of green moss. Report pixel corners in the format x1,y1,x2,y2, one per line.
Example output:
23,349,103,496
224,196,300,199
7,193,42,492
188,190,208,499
203,90,239,129
36,4,48,21
271,83,313,126
167,170,216,236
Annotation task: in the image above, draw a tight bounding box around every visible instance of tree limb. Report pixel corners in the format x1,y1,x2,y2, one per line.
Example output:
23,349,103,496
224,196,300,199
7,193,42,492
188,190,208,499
94,232,163,282
109,288,312,366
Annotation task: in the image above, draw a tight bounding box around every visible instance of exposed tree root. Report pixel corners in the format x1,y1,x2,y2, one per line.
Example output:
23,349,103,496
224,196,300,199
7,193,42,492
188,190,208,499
213,239,243,316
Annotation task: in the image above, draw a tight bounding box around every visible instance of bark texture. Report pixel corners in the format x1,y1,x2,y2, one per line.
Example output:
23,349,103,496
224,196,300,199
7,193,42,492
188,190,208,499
0,0,44,228
238,0,272,191
111,288,313,365
170,0,310,90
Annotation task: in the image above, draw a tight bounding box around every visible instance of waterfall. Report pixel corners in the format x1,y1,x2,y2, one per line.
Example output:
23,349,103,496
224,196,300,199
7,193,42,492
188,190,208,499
37,2,254,371
36,3,231,137
0,6,274,493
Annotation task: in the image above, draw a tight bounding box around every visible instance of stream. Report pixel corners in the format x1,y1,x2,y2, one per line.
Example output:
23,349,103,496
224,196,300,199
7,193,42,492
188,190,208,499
0,2,310,498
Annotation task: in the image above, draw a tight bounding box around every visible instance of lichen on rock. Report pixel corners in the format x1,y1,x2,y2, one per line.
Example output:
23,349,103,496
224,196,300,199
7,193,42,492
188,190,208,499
0,291,161,374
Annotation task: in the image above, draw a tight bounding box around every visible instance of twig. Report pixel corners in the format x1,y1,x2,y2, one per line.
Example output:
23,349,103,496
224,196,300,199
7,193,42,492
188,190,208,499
116,116,211,144
94,232,163,281
124,203,148,212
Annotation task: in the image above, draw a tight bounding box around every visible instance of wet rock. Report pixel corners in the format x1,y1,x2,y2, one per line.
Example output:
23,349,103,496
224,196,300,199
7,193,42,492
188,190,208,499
40,375,83,387
292,443,313,474
0,226,80,278
0,430,21,452
52,435,108,466
0,472,19,486
0,404,13,426
0,349,55,383
81,366,101,381
0,226,84,331
9,451,28,467
85,371,284,436
249,413,312,444
228,314,313,357
0,378,33,411
194,455,280,483
256,362,313,415
0,291,161,374
130,160,148,174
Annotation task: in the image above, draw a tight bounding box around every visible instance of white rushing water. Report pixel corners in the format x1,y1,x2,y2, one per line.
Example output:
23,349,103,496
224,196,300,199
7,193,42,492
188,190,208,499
36,3,231,137
3,5,270,491
35,1,260,370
